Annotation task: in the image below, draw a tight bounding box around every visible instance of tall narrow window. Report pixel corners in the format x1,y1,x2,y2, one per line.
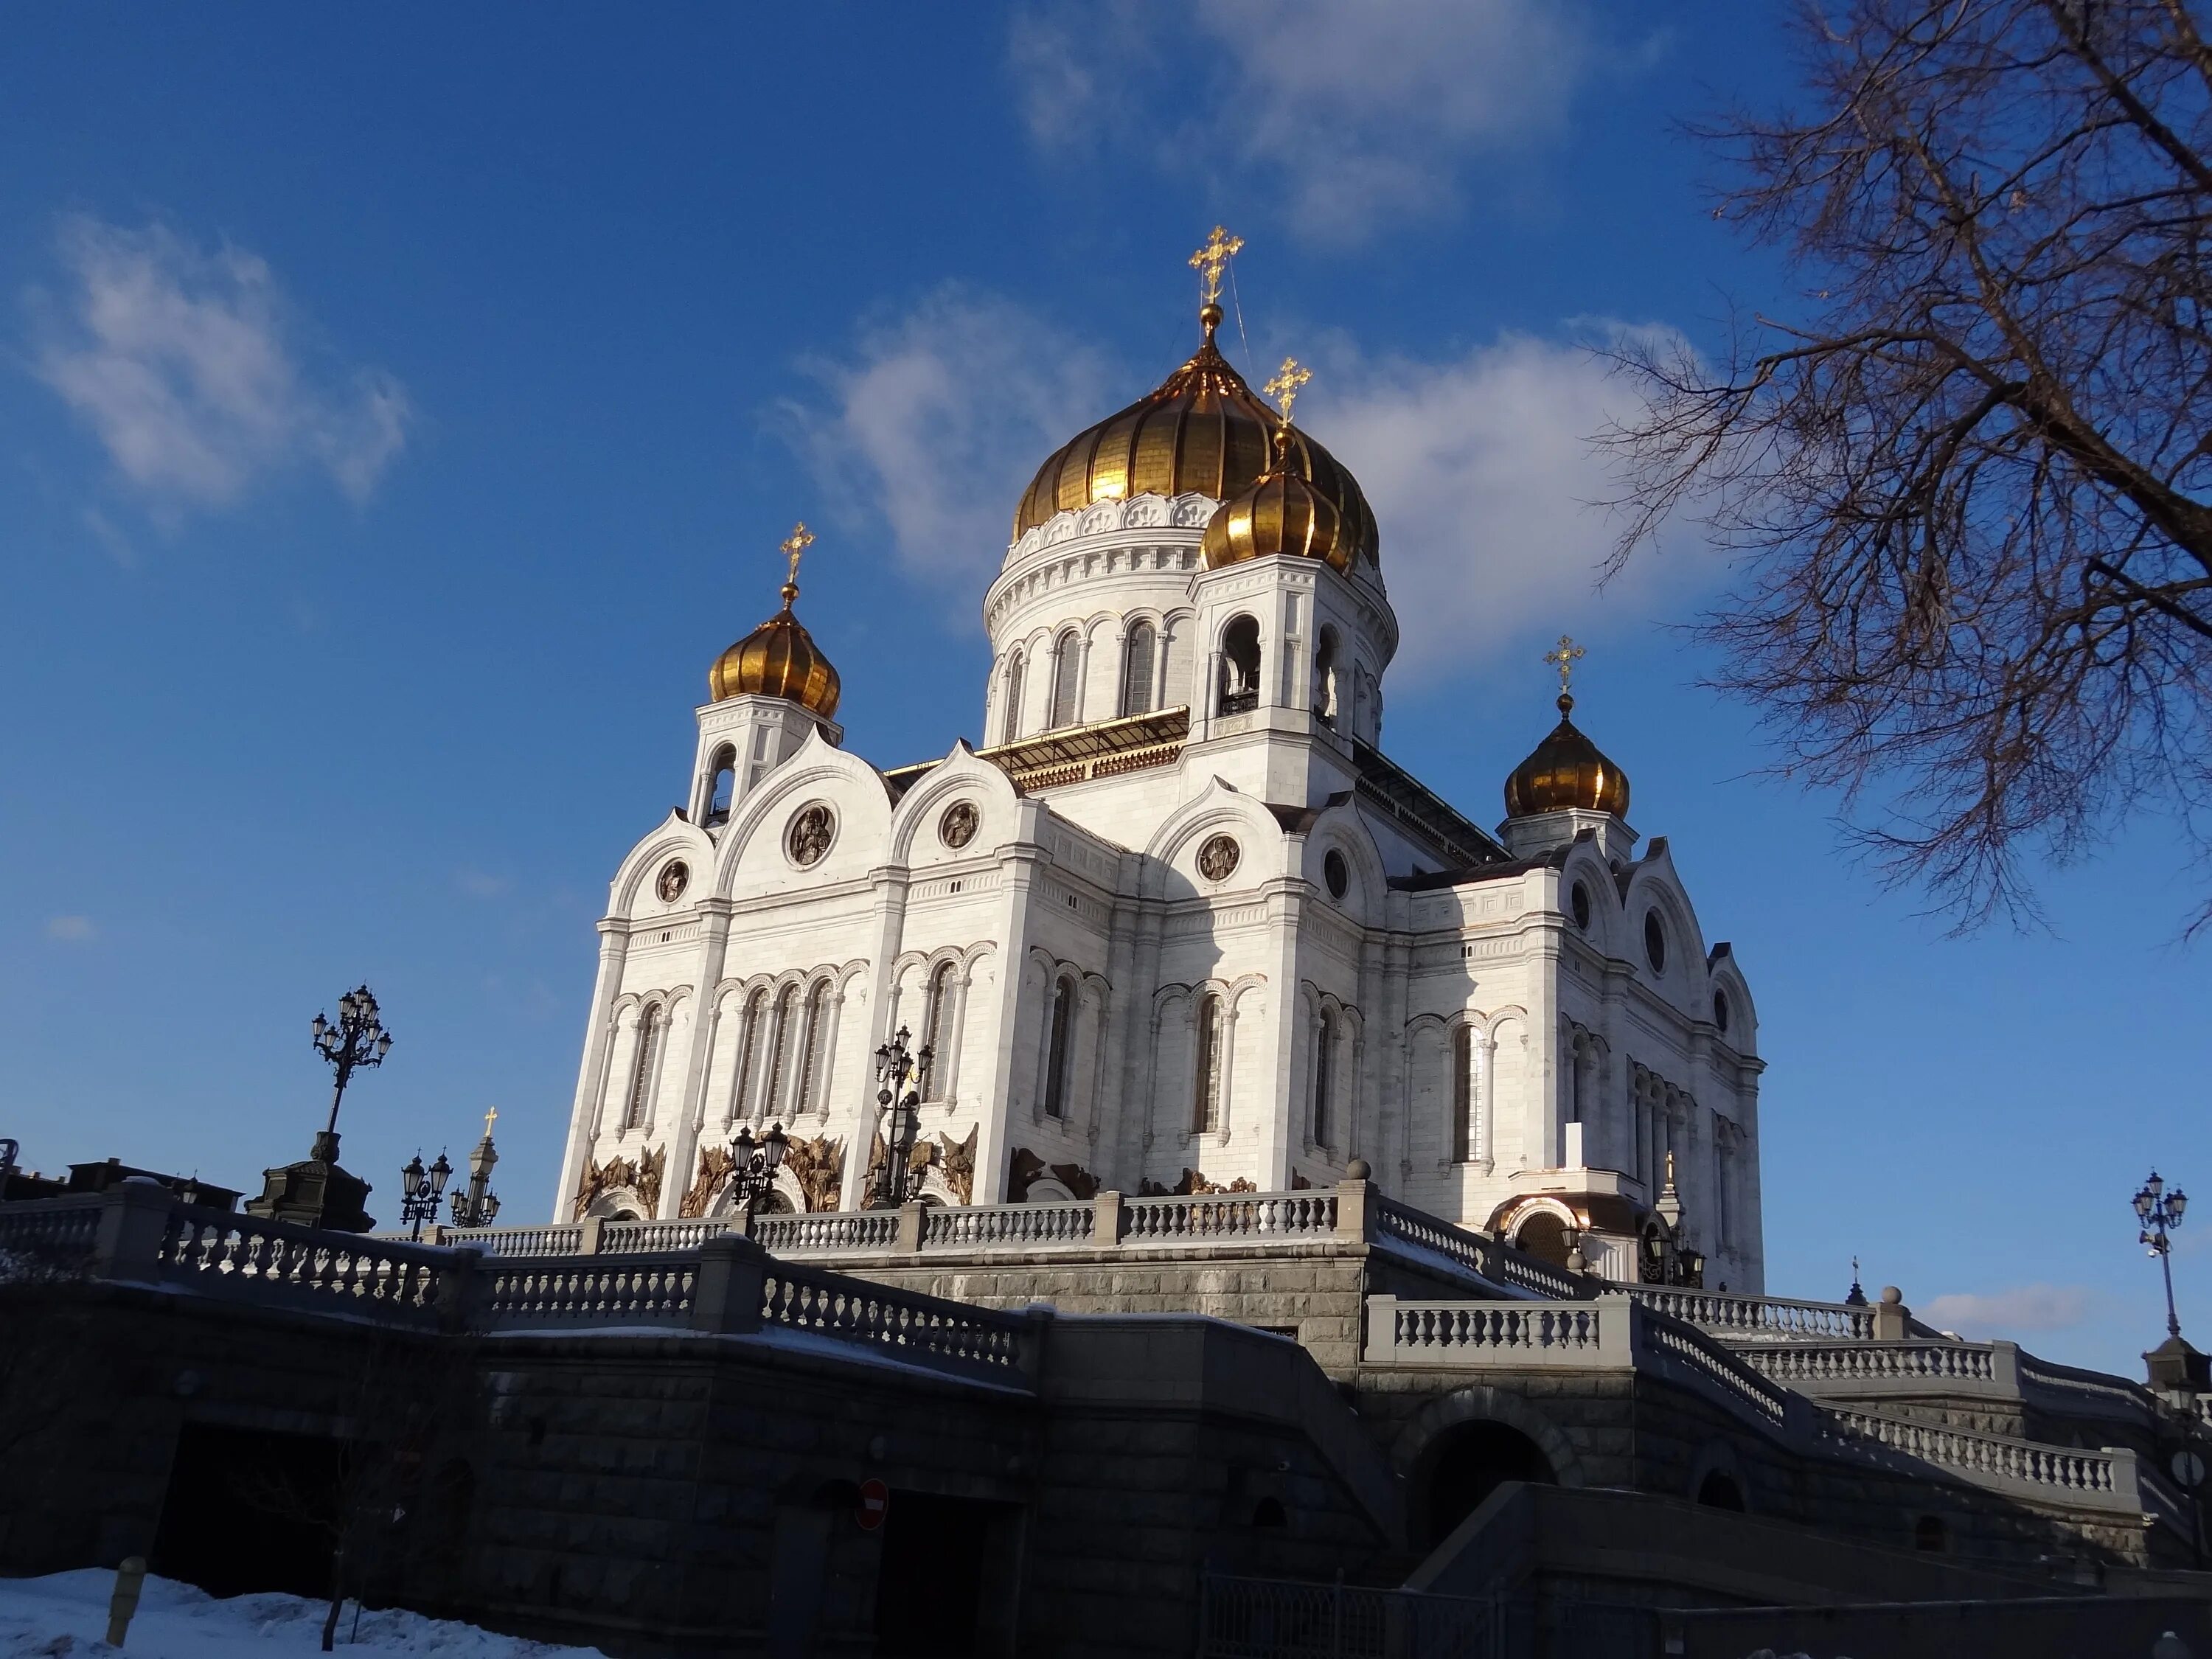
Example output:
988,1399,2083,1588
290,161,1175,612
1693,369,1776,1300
730,990,765,1121
1192,994,1225,1133
1048,631,1082,729
1218,616,1261,714
1312,1012,1336,1148
1003,652,1026,742
1120,621,1158,716
1452,1024,1474,1162
922,961,955,1099
1043,975,1076,1119
625,1003,664,1131
796,978,830,1114
1312,629,1338,726
704,745,737,826
763,984,798,1121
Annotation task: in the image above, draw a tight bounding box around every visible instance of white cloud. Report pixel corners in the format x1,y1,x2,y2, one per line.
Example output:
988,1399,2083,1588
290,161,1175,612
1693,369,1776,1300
454,869,512,900
788,287,1115,594
29,215,410,508
44,916,97,943
1011,0,1597,242
1920,1284,2093,1335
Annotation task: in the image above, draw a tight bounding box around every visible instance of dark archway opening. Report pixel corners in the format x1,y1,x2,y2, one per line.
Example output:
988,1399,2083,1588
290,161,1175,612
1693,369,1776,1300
1218,616,1262,714
1422,1421,1555,1546
1695,1470,1746,1512
151,1423,347,1599
705,745,737,827
1514,1212,1572,1267
875,1492,1006,1656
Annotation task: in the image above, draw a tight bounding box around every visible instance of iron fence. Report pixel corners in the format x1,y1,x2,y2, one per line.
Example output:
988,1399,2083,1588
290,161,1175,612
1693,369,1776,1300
1197,1573,1503,1659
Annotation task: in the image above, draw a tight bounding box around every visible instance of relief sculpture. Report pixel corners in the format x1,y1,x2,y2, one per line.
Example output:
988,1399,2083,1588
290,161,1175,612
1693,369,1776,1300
1007,1147,1100,1203
782,1133,845,1214
573,1143,669,1220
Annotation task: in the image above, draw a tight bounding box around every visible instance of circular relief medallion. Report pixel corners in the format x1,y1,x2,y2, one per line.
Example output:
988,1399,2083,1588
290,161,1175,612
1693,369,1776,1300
656,859,689,903
1323,849,1349,900
939,800,979,850
1197,833,1242,884
786,803,837,869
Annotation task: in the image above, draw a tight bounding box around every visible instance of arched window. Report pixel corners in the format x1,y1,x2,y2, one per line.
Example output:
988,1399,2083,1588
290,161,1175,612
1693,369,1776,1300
1003,652,1026,742
1217,616,1261,714
1452,1024,1475,1162
730,990,765,1121
763,984,798,1121
796,978,831,1114
624,1003,664,1131
1120,620,1158,716
1048,631,1082,729
1043,975,1076,1119
704,745,737,826
1312,1012,1336,1148
1312,628,1338,726
1192,993,1225,1133
922,961,956,1099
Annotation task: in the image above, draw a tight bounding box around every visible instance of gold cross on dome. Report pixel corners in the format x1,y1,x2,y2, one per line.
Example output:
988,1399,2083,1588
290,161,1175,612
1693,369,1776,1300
482,1105,499,1138
1264,357,1312,426
779,522,815,587
1189,224,1244,306
1543,634,1586,696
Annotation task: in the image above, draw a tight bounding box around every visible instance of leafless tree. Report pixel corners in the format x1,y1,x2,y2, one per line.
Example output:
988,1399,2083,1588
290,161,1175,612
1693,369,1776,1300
1607,0,2212,929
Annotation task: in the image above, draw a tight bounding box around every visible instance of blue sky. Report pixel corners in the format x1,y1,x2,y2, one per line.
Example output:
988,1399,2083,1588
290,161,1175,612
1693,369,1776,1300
1,2,2203,1374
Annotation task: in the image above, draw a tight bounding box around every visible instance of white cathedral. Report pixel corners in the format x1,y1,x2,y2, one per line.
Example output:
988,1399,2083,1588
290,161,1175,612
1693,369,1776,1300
554,254,1768,1293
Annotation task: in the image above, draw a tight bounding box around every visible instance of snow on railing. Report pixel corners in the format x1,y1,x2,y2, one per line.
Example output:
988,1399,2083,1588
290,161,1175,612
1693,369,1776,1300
1124,1192,1335,1242
1640,1313,1793,1428
760,1258,1029,1377
924,1201,1093,1249
1621,1286,1874,1341
753,1209,898,1254
600,1218,723,1255
1814,1405,2140,1512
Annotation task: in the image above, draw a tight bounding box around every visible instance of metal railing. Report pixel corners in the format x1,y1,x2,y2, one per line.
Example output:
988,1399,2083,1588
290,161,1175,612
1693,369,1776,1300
1198,1573,1501,1659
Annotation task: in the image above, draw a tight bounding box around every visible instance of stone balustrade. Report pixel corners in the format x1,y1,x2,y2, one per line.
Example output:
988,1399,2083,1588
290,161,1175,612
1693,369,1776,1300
1814,1405,2146,1516
1620,1284,1875,1341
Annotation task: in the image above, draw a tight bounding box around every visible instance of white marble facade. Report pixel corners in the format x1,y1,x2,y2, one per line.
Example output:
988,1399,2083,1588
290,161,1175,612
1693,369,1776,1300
554,490,1767,1290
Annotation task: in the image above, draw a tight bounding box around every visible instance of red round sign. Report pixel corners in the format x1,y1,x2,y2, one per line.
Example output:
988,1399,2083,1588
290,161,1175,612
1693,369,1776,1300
855,1478,890,1532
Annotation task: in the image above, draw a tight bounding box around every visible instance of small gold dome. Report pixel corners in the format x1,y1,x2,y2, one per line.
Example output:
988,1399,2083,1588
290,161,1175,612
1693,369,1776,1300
1505,694,1630,818
1013,318,1378,564
1200,435,1354,573
709,580,841,717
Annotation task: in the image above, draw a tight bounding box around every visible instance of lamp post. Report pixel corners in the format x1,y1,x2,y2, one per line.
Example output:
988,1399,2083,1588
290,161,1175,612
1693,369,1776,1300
726,1120,790,1220
310,985,394,1163
872,1026,931,1208
448,1107,503,1228
397,1151,452,1242
2136,1170,2191,1340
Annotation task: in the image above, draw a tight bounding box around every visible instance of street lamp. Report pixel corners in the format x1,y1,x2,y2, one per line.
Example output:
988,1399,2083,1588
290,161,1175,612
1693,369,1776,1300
2138,1170,2192,1340
397,1150,452,1241
449,1107,503,1228
726,1120,790,1219
310,984,394,1163
872,1025,931,1208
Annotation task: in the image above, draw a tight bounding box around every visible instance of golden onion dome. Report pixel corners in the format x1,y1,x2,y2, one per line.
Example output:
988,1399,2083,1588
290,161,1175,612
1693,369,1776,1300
1013,307,1379,565
1200,428,1354,573
709,577,841,718
1505,692,1630,818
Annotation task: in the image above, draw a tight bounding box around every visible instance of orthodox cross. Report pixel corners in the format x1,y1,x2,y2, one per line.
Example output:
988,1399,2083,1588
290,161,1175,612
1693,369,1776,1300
1543,634,1586,698
1264,357,1312,428
481,1105,499,1138
779,522,815,589
1189,224,1244,307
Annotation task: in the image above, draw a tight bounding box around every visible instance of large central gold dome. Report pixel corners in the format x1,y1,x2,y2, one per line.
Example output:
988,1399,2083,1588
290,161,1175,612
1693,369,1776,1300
1014,316,1379,565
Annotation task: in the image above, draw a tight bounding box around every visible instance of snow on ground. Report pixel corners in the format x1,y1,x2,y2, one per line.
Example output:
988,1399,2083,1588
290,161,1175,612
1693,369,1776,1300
0,1571,607,1659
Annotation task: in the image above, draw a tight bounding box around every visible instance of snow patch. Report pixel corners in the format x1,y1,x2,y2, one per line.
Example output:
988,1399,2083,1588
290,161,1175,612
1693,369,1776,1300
0,1571,607,1659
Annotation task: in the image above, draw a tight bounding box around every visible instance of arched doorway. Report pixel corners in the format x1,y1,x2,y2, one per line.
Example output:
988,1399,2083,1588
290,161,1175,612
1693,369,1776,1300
1695,1470,1745,1511
1420,1420,1555,1545
1512,1211,1572,1267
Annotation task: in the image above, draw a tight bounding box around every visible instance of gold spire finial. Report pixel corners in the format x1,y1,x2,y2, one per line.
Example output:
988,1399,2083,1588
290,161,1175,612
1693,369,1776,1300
1189,224,1243,307
1543,634,1586,711
1264,357,1312,428
778,522,815,603
481,1105,498,1139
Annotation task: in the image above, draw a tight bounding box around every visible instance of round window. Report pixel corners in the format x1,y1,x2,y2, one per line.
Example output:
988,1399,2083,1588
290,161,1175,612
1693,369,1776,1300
656,860,689,903
1644,911,1667,973
1324,849,1349,900
1570,881,1591,931
1197,834,1242,883
1713,990,1731,1033
787,803,837,868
